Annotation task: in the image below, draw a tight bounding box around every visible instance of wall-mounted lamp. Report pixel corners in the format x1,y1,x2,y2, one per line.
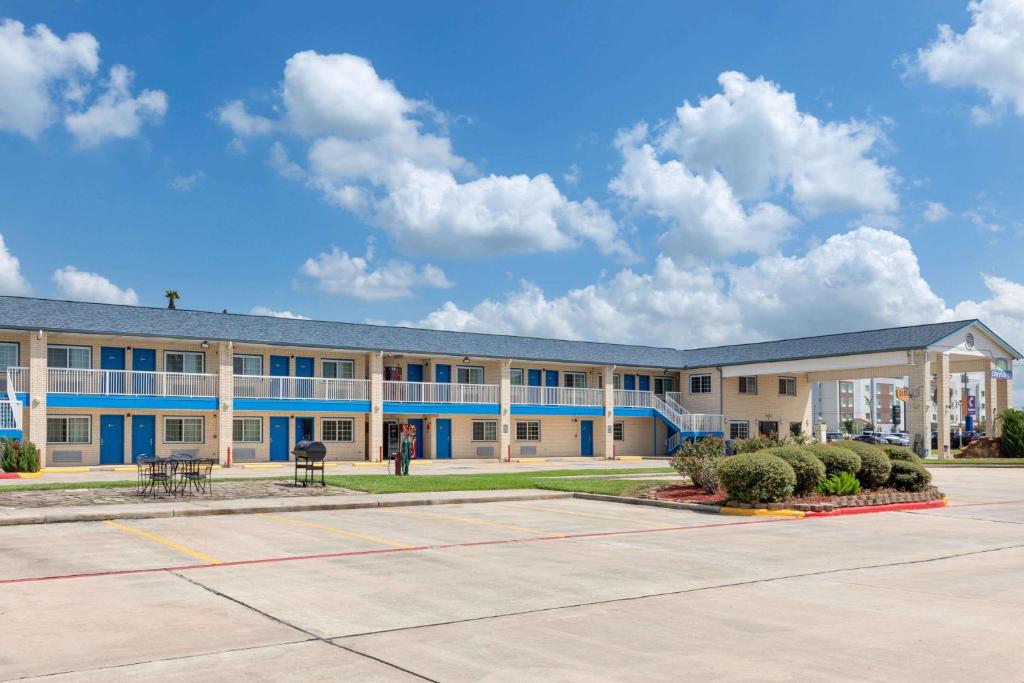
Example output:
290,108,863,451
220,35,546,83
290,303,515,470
201,341,210,350
462,357,471,364
37,330,43,340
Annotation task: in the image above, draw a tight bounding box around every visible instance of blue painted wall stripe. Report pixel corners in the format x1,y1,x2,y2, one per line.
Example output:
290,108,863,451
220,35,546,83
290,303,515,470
48,395,218,410
234,399,371,412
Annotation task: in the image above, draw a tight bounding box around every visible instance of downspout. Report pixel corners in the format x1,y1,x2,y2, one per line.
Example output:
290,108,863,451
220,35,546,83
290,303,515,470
717,366,724,433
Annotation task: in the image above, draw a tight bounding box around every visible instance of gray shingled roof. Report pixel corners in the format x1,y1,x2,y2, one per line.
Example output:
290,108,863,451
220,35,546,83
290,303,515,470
0,296,1017,369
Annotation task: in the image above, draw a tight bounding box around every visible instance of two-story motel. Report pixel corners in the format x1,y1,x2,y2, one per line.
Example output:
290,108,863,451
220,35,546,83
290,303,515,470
0,297,1017,467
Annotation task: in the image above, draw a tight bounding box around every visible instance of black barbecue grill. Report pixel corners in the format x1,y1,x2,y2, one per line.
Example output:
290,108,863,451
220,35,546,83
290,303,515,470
293,440,327,487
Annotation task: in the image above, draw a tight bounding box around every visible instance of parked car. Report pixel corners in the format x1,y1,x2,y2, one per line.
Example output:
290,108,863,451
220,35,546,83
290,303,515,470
884,433,910,446
853,434,887,444
825,432,845,443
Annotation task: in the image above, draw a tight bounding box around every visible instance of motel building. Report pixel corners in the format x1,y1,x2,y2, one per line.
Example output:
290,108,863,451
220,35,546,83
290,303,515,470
0,296,1017,468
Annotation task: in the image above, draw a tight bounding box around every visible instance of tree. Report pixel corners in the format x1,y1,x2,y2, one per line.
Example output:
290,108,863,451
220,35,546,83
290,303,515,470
165,290,180,309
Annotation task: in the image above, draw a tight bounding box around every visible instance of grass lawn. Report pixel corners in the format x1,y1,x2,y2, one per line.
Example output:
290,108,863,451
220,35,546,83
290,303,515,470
324,468,672,495
922,458,1024,467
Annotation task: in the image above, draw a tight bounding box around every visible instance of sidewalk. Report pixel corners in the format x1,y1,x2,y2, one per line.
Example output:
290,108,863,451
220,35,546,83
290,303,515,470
0,489,575,526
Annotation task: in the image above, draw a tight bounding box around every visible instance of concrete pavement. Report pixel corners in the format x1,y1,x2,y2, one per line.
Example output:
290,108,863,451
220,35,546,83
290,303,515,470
1,467,1023,681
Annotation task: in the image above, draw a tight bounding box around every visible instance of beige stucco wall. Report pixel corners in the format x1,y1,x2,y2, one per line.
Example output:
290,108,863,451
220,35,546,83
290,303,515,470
722,372,813,437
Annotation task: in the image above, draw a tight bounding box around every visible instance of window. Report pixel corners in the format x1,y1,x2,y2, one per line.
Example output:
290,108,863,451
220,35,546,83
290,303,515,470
510,368,524,386
598,374,621,389
456,366,484,384
729,421,749,440
322,418,354,442
653,377,674,395
165,351,205,374
165,417,204,443
738,376,757,395
613,422,624,441
47,416,91,444
758,421,779,437
0,342,18,371
515,421,541,441
322,359,355,379
689,374,711,394
789,422,802,437
472,420,497,442
232,417,262,443
48,344,91,369
778,376,797,397
564,371,587,388
233,354,263,376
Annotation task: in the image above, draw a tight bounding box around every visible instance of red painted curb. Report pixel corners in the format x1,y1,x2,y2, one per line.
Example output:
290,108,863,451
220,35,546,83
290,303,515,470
803,499,946,518
0,473,20,479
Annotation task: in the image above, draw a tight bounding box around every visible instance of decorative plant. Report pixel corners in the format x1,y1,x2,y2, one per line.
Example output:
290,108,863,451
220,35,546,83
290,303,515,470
165,290,180,309
817,471,861,496
997,409,1024,457
717,453,796,503
670,437,724,493
760,446,825,496
887,461,932,492
20,441,40,473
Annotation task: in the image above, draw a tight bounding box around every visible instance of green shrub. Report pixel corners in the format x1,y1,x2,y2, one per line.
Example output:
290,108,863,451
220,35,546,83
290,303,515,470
717,453,796,504
998,409,1024,457
882,446,921,464
854,448,892,489
732,435,785,454
671,438,724,494
801,444,861,477
837,439,885,462
20,442,40,473
760,446,825,496
817,471,861,496
887,461,932,492
1,438,22,472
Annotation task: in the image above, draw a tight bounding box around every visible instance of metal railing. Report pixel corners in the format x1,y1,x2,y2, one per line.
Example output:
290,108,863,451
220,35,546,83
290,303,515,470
6,367,28,395
616,389,723,440
234,375,369,401
0,400,17,430
510,385,604,406
47,368,219,397
384,381,499,404
664,392,688,413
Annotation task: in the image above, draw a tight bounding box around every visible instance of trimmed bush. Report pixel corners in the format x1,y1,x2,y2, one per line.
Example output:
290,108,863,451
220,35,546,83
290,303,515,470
671,438,724,494
854,448,892,489
801,444,861,477
882,446,921,464
21,442,40,473
999,409,1024,457
760,446,825,496
732,435,785,454
817,471,861,496
0,439,38,473
887,460,932,492
717,453,796,504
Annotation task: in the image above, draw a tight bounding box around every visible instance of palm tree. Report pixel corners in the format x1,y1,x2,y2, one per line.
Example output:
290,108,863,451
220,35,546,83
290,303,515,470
165,290,180,310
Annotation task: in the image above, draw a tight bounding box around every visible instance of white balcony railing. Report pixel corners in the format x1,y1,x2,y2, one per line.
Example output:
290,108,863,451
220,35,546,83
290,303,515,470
614,389,655,408
511,385,604,406
0,400,17,430
47,368,219,398
6,367,29,394
234,375,369,401
616,389,723,437
384,381,499,404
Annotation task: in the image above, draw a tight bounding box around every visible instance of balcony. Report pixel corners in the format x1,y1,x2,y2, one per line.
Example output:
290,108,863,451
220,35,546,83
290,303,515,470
40,367,219,409
384,381,499,404
511,385,604,406
0,400,17,431
234,375,369,401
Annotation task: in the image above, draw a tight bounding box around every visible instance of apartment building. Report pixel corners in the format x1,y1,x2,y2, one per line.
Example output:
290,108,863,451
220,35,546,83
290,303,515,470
0,297,1017,464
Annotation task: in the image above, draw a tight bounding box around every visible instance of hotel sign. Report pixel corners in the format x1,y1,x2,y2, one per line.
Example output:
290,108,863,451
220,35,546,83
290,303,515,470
992,358,1013,381
895,387,911,402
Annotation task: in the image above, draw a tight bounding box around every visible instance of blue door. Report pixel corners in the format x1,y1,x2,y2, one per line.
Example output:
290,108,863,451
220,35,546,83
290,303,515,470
270,355,289,398
99,415,125,465
623,374,636,391
295,416,314,443
545,370,559,387
580,420,594,456
435,364,451,383
131,415,155,463
638,375,650,392
132,348,156,394
295,357,313,397
406,364,424,382
435,419,452,459
527,369,542,386
269,417,289,461
101,346,126,394
408,418,425,459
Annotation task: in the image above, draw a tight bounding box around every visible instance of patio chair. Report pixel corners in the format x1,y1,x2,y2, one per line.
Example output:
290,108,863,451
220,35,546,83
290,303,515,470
178,458,214,497
142,458,175,498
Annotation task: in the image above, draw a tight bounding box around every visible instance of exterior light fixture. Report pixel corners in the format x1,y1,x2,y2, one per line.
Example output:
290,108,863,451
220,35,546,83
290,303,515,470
463,357,470,364
201,341,210,349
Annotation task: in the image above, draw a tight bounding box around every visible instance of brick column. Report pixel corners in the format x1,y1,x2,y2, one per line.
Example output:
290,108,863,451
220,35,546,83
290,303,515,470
217,342,233,465
499,359,511,462
369,351,383,462
996,377,1012,436
907,349,930,458
28,331,48,466
985,366,998,435
935,353,950,458
602,366,615,459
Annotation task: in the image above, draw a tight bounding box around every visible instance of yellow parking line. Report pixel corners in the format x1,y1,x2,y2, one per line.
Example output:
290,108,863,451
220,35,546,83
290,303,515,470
102,520,221,565
507,503,660,526
387,507,561,536
255,513,413,548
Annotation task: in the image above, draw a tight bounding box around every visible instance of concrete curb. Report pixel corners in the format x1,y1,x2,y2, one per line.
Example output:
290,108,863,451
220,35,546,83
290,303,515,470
0,490,574,526
573,492,722,515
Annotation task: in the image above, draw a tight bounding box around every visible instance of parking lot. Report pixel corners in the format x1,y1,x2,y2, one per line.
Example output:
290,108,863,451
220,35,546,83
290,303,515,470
2,468,1024,681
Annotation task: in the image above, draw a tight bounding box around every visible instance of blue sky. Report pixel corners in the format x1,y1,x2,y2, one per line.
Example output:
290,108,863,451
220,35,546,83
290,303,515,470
0,0,1022,373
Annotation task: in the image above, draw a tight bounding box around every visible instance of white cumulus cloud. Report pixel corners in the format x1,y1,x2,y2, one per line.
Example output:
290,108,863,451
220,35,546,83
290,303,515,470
923,201,951,222
249,306,310,319
52,266,138,305
299,243,453,301
64,64,167,148
0,234,31,295
170,170,205,192
912,0,1024,121
219,51,633,260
